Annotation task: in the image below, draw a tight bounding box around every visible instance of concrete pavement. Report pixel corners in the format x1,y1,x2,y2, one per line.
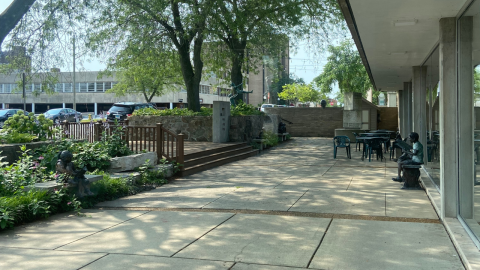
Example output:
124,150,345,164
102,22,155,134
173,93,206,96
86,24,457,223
0,138,464,269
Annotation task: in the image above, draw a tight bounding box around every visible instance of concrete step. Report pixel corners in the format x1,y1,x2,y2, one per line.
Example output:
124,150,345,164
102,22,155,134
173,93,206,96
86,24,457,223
183,143,248,160
184,146,254,167
179,149,258,177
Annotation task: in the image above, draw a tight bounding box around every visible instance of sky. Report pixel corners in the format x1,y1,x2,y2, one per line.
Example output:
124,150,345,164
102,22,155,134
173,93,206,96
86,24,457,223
0,1,328,85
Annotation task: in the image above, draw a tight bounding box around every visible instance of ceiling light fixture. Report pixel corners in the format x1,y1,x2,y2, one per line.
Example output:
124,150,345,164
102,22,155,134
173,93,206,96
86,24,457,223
394,19,417,27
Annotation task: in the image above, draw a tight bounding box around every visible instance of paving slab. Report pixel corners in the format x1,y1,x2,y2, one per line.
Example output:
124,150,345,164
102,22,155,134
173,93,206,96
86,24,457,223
203,188,305,211
96,186,235,208
0,210,146,249
81,254,233,270
310,219,464,270
58,211,233,256
232,263,305,270
289,189,385,216
175,214,331,267
275,178,350,190
386,191,439,219
0,248,107,270
348,177,403,193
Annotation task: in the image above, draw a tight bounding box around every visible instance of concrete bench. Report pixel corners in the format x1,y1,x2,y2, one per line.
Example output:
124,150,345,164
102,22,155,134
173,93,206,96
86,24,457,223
278,133,289,142
252,139,267,151
32,175,103,191
401,165,423,190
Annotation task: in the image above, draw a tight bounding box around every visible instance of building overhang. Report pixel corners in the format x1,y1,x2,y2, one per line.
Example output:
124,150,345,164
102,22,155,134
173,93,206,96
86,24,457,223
337,0,470,92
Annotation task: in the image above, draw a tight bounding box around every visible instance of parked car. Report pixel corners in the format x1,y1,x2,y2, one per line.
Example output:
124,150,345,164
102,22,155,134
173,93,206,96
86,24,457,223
44,108,83,124
106,102,156,121
276,105,287,108
0,109,28,129
260,104,275,112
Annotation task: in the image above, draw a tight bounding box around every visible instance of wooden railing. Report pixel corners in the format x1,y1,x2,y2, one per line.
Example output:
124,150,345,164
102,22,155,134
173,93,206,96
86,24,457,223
55,120,184,170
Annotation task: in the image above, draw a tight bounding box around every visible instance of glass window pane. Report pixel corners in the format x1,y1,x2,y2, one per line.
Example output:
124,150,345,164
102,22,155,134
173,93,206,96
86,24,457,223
96,82,103,92
88,83,95,92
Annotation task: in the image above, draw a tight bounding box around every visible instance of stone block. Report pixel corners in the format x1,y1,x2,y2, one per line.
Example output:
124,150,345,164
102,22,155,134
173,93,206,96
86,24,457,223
213,101,230,143
344,92,363,111
108,152,157,172
343,110,362,129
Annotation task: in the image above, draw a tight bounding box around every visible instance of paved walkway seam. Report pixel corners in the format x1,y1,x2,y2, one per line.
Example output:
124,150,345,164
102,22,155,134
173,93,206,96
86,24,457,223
170,213,236,257
306,218,333,268
52,210,152,250
93,207,441,223
77,253,110,269
287,189,309,211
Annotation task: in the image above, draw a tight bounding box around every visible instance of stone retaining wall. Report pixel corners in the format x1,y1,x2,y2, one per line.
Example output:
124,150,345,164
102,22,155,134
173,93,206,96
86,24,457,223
129,115,278,143
128,116,213,142
0,141,53,164
264,107,344,137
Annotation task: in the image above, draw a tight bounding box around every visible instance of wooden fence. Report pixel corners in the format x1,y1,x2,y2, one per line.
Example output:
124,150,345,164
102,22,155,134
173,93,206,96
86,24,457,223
57,120,185,169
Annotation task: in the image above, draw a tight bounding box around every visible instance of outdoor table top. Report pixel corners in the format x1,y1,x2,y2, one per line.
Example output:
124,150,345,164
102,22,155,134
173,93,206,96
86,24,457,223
359,133,390,137
356,136,389,141
370,130,396,133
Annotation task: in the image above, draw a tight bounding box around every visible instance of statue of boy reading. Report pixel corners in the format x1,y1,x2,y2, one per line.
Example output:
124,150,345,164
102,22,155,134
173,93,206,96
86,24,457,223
56,150,93,197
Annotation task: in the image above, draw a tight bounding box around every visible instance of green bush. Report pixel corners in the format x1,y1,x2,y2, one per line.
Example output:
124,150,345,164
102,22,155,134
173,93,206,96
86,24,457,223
263,130,279,147
231,101,263,116
0,146,56,196
0,188,79,229
101,124,132,158
1,111,53,143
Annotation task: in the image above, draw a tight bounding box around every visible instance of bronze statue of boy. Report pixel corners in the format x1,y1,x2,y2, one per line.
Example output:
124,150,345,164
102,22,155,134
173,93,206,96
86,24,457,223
56,150,93,197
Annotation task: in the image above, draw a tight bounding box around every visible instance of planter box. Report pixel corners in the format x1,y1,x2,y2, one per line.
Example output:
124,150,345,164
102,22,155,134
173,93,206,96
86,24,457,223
108,152,158,173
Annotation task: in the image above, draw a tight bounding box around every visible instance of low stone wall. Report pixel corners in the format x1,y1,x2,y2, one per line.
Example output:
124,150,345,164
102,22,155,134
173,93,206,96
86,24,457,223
128,116,213,142
264,107,344,137
0,141,53,164
229,115,264,142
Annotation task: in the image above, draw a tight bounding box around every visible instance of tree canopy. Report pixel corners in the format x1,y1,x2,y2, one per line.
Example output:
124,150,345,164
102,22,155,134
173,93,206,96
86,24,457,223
278,83,325,105
313,40,372,94
2,0,346,111
106,46,183,103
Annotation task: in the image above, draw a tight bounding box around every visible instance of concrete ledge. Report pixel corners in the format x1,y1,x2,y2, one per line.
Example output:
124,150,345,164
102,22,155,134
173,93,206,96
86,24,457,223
110,164,174,182
420,168,480,269
31,175,103,191
252,139,266,151
108,152,158,173
278,133,289,142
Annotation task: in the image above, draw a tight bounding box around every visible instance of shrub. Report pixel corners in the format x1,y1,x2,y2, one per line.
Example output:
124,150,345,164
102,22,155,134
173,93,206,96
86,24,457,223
263,130,279,147
1,111,53,143
0,188,79,229
101,124,132,158
231,101,263,116
0,146,56,196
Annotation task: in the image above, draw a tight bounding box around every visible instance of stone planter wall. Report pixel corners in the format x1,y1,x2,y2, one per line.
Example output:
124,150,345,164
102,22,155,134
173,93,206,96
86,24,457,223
128,116,213,142
129,114,278,143
229,115,264,143
0,141,54,165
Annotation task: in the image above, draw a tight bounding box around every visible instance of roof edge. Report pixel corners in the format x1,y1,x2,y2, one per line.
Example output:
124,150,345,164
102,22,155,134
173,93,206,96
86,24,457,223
337,0,377,91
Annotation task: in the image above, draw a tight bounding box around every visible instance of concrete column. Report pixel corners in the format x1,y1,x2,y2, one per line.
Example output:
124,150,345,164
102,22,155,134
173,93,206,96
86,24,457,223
62,103,66,108
31,103,35,114
94,103,98,117
458,16,474,218
439,17,458,219
1,103,5,109
398,90,404,135
387,92,397,107
412,66,428,165
403,82,413,138
170,102,173,109
212,101,230,143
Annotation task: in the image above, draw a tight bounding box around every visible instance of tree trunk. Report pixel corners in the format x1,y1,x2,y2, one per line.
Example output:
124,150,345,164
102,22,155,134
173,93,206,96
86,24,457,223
230,38,246,104
177,43,201,112
0,0,36,47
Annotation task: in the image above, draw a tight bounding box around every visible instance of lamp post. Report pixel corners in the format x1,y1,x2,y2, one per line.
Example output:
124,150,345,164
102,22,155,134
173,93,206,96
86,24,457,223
73,35,76,111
